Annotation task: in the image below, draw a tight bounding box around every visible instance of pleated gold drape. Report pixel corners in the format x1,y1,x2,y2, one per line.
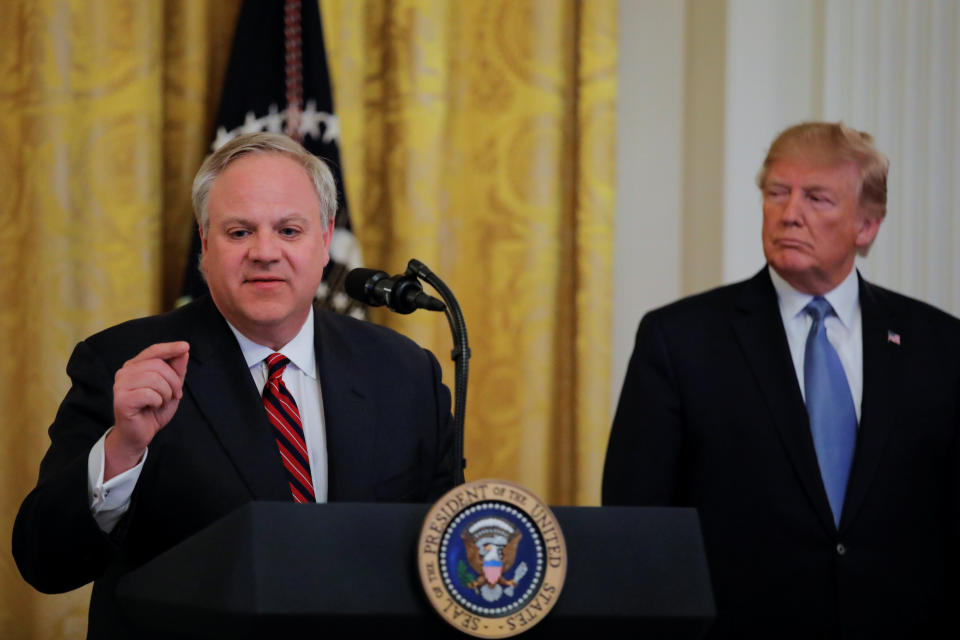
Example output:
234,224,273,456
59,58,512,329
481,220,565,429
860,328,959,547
0,2,241,637
0,2,615,638
322,0,616,506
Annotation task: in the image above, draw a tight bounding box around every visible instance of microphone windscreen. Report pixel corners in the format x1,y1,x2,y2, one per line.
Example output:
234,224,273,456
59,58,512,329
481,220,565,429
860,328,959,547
344,268,385,302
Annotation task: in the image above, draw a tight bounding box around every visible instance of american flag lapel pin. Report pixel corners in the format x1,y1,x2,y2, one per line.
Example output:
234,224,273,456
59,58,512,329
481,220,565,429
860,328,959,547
887,330,901,346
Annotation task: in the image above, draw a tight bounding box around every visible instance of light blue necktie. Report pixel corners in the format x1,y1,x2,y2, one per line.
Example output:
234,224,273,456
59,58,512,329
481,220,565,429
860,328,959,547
804,297,857,527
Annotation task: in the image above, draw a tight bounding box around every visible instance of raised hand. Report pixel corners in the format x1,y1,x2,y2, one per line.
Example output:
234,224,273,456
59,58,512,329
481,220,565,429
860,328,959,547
105,341,190,480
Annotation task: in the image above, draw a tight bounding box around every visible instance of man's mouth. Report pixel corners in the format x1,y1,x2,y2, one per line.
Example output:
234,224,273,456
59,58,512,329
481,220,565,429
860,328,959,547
245,276,286,285
774,238,811,250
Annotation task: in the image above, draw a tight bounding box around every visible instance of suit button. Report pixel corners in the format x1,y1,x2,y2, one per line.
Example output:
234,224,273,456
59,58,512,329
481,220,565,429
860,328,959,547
836,543,846,556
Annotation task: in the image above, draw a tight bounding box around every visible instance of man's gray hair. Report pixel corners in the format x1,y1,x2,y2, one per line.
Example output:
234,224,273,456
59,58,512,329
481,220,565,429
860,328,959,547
192,132,338,233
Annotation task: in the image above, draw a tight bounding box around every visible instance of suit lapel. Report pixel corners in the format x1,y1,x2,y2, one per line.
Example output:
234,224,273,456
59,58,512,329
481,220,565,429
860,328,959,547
313,308,376,501
182,297,291,501
729,269,837,532
839,276,903,529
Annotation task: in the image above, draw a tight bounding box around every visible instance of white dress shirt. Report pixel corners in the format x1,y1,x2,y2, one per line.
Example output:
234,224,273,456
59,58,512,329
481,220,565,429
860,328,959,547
769,265,863,423
88,308,328,533
226,308,329,503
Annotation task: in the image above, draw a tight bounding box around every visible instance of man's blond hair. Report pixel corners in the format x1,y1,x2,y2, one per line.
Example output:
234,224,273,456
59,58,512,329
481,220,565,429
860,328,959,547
757,122,889,221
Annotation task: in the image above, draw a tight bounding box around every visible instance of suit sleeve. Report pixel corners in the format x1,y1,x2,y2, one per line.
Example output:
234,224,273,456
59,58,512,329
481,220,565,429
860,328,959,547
951,368,960,605
12,339,122,593
602,311,687,506
426,347,458,500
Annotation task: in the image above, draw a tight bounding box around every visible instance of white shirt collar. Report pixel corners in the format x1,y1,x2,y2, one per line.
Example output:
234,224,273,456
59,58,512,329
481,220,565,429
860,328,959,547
225,307,318,379
769,265,860,329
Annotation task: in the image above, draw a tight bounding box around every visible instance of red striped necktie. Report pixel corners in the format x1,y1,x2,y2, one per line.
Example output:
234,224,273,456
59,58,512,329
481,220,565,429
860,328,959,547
263,353,315,503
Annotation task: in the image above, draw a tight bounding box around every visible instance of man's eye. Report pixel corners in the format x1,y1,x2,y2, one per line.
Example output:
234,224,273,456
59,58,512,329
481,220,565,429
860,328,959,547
228,229,250,239
279,227,300,237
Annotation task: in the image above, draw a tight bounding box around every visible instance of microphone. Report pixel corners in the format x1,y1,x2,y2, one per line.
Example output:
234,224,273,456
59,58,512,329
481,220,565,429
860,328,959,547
344,268,445,314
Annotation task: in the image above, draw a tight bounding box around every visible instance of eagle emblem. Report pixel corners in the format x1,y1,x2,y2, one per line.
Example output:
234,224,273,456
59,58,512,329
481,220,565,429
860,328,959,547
418,480,568,636
459,517,528,603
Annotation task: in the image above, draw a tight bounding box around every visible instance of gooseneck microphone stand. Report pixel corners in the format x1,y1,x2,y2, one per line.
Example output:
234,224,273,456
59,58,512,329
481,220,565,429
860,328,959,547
403,259,469,484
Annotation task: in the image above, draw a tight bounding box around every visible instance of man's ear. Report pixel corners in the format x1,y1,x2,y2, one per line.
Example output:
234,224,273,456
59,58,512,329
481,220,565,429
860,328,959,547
855,210,883,255
319,218,335,268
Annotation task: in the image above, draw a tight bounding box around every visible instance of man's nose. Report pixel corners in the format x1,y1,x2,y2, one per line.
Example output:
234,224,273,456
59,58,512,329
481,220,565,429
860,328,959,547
248,232,280,261
780,191,804,224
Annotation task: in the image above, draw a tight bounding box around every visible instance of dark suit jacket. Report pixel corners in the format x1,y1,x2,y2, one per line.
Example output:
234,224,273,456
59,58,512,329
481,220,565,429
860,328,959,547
13,295,456,637
603,268,960,639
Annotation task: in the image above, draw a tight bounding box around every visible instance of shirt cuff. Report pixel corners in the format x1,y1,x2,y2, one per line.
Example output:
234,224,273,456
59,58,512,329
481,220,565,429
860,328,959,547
87,427,147,533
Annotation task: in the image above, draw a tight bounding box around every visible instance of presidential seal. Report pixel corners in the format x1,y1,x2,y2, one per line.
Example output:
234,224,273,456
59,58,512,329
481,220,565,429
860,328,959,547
417,479,566,637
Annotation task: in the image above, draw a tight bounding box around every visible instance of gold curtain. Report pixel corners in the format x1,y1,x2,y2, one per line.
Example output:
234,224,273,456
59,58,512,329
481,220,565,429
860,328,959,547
0,2,241,637
321,0,616,505
0,1,615,637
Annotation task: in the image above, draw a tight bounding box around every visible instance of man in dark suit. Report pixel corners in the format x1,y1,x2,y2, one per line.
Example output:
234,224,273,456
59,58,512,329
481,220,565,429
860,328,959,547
13,132,457,637
603,122,960,638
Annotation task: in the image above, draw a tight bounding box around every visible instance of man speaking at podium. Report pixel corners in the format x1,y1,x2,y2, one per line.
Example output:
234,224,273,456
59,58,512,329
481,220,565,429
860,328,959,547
603,123,960,638
13,132,457,637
